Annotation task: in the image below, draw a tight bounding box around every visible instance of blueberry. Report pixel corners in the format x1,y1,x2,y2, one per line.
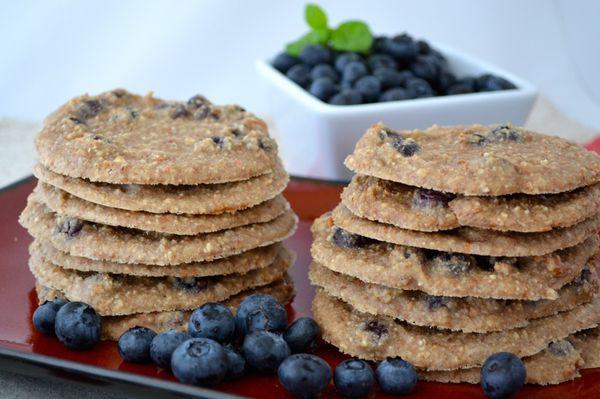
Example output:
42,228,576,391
480,352,526,399
476,74,516,92
236,293,288,334
405,78,434,99
278,354,331,398
188,302,235,343
354,76,382,103
171,338,229,386
436,70,457,93
376,358,417,395
335,52,362,73
273,52,299,73
410,55,441,83
367,54,397,71
286,64,311,88
150,329,190,369
299,44,332,66
373,68,405,89
381,34,418,63
310,64,338,82
446,77,477,95
329,90,363,105
242,330,291,373
342,61,368,84
54,302,101,350
309,78,338,102
334,359,375,398
223,344,246,380
331,227,375,248
118,326,157,363
380,88,409,102
33,299,66,336
416,39,431,54
284,317,321,353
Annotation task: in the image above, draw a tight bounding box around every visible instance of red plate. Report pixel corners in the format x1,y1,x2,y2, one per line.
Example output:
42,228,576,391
0,176,598,399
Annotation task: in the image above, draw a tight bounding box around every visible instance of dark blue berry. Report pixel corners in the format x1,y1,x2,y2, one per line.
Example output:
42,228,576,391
278,354,331,398
299,44,332,66
223,344,246,380
446,77,477,95
367,54,397,70
342,61,368,84
331,227,375,248
476,74,516,92
373,68,405,89
188,302,235,343
410,55,441,83
118,326,157,363
416,39,431,54
242,330,291,373
53,298,69,307
54,302,101,350
436,70,457,93
286,64,311,88
33,299,66,336
480,352,526,399
236,293,288,334
310,64,338,81
376,358,417,395
380,88,409,102
309,78,338,102
171,338,229,386
150,329,190,369
405,78,434,98
334,359,375,398
284,317,321,353
334,52,362,73
329,90,363,105
354,76,382,103
272,52,299,73
381,34,418,63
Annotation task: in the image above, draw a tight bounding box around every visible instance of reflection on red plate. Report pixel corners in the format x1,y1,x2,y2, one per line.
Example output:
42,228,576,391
0,169,599,398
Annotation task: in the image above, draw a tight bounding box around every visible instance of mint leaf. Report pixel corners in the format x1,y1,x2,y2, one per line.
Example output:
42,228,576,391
285,28,330,56
330,21,373,53
305,4,328,30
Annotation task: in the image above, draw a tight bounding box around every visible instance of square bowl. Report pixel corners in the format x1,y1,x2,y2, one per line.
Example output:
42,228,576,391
256,43,538,182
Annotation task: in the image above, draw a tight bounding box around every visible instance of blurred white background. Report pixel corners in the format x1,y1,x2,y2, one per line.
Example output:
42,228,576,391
1,0,599,131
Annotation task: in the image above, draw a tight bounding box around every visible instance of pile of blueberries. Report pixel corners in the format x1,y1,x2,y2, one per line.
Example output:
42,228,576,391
33,295,526,398
272,33,516,105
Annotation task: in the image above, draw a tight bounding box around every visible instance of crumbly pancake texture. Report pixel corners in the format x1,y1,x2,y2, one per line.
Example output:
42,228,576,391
36,89,280,185
311,215,597,300
345,123,600,196
34,182,289,235
569,327,600,369
342,175,600,232
19,199,297,265
33,162,289,215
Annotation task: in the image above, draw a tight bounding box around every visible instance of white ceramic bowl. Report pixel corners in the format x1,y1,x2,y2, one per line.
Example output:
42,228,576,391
256,44,537,182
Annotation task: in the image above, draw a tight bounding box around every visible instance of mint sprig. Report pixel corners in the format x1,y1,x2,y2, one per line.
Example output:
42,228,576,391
285,4,373,56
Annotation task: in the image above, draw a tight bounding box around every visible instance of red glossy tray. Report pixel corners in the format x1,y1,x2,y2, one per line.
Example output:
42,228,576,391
0,176,599,399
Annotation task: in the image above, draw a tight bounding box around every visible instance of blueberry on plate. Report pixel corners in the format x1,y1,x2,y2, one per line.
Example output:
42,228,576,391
241,330,291,373
334,358,375,398
309,78,338,102
54,301,101,350
223,344,246,380
33,299,67,336
150,329,190,369
310,64,339,82
446,77,477,95
329,89,363,105
299,44,332,66
416,39,431,54
341,61,368,85
410,55,441,83
236,293,288,334
118,326,157,363
405,78,434,99
278,354,331,398
354,76,382,103
272,52,299,74
188,302,235,343
435,70,457,93
376,357,417,395
334,52,362,73
476,74,516,91
284,317,321,353
286,64,311,88
480,352,526,399
171,338,229,386
373,68,405,89
381,33,418,63
379,87,409,102
367,53,397,71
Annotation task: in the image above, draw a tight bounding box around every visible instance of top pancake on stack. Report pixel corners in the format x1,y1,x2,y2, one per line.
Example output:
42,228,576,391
19,89,298,339
310,123,600,385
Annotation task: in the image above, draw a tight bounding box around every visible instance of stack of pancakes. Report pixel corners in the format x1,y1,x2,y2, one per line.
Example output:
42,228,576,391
310,123,600,385
19,89,297,340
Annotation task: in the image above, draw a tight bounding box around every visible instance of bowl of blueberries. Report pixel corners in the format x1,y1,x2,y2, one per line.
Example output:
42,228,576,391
256,4,537,181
